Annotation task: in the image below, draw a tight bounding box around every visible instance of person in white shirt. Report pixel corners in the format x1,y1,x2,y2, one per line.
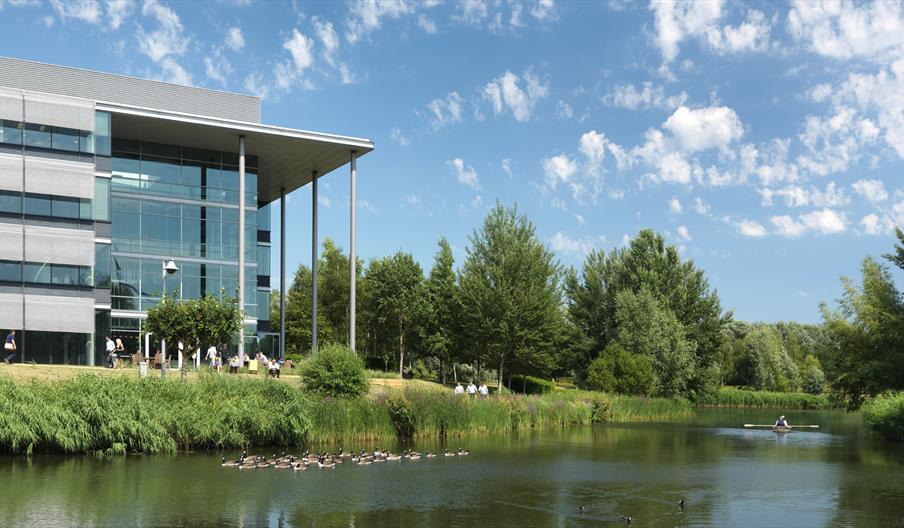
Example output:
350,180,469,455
454,383,465,395
466,381,478,397
105,336,116,368
478,382,489,397
206,345,217,369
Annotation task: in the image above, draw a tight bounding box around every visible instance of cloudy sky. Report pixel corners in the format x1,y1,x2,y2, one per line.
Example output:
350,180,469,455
2,0,904,323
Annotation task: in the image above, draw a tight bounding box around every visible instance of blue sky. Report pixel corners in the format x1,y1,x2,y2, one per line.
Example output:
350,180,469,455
2,0,904,323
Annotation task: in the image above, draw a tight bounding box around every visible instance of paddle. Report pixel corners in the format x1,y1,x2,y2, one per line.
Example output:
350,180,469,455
743,424,819,428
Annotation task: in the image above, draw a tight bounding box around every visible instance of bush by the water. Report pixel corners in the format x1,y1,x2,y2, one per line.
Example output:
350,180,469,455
509,375,555,394
0,374,309,455
862,392,904,442
300,344,369,398
586,343,655,395
695,387,839,409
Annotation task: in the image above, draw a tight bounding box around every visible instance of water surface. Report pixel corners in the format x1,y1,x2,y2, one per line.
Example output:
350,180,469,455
1,408,902,527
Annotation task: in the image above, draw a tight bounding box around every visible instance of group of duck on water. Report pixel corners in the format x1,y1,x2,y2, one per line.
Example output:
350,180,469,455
221,447,470,470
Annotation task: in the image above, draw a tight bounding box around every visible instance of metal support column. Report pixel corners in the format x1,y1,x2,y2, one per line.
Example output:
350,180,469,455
279,186,286,363
238,135,246,363
349,151,357,351
311,170,319,354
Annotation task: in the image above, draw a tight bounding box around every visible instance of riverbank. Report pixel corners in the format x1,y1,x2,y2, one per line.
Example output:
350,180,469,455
695,387,841,410
862,392,904,442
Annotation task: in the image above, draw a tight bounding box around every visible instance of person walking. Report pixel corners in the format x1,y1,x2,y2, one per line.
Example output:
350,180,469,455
478,382,489,398
466,381,478,398
454,382,465,395
105,336,116,368
206,344,217,370
4,330,16,364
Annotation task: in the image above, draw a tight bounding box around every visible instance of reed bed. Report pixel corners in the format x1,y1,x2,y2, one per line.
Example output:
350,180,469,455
608,394,694,422
695,387,840,409
862,392,904,442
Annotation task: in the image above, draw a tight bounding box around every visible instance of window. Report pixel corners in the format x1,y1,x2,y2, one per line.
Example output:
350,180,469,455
51,196,80,219
24,195,51,216
0,120,22,145
0,261,21,282
79,131,94,154
51,265,79,286
94,178,110,221
23,123,51,149
95,243,111,288
51,127,80,152
95,111,111,157
0,191,21,214
24,263,50,283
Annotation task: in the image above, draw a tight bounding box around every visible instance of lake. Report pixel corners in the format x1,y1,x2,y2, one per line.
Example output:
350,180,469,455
1,408,902,527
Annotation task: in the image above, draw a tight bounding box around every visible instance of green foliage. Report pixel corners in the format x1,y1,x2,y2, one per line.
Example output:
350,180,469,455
510,375,556,394
822,257,904,407
300,344,369,399
269,264,335,356
0,375,310,454
565,229,728,399
862,392,904,442
739,325,800,392
801,355,826,395
607,394,694,422
144,294,243,356
386,392,416,437
695,387,839,409
585,343,655,395
458,202,563,389
319,238,361,349
418,239,460,383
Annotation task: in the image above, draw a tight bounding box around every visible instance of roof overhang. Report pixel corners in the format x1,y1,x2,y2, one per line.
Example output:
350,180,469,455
96,101,374,205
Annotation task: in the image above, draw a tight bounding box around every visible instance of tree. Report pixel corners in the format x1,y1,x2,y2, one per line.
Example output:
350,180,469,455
586,342,655,395
458,203,563,389
364,252,424,375
882,226,904,271
144,294,243,364
565,229,729,398
300,343,369,398
739,325,799,391
822,257,904,407
801,355,826,395
419,238,459,383
318,238,362,348
269,264,335,356
613,288,696,397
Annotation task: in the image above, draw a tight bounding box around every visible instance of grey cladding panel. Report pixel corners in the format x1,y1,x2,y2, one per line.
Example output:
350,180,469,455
25,294,94,333
24,224,94,266
25,156,94,199
24,92,94,131
0,221,23,261
0,153,22,192
0,293,24,329
0,57,260,123
0,86,22,122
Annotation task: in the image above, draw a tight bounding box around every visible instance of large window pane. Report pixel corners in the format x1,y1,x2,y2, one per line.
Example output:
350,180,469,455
51,264,79,286
258,203,271,231
0,191,21,214
51,127,80,152
95,111,111,156
257,290,270,321
0,261,21,282
94,178,110,221
79,131,95,154
95,243,111,288
0,120,23,145
51,196,80,219
24,263,50,283
23,123,51,149
24,195,51,216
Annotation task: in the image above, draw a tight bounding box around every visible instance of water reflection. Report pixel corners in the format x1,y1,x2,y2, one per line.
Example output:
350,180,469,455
0,408,902,527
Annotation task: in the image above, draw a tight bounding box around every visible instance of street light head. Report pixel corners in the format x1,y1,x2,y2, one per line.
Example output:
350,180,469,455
163,259,179,275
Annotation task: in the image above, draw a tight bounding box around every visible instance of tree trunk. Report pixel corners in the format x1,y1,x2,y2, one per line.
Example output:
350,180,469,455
440,359,446,385
454,363,458,384
497,357,504,393
398,316,405,377
522,375,527,394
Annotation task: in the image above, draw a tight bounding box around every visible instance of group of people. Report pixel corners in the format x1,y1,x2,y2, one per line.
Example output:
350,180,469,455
104,336,127,368
454,381,489,397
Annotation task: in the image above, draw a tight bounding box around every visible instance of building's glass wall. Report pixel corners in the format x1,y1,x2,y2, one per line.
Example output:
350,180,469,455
23,331,91,365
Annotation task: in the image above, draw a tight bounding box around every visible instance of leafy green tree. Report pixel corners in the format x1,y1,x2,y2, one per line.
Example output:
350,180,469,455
269,264,335,356
419,238,459,383
801,355,826,394
565,229,728,398
613,289,695,397
364,252,425,375
144,294,243,362
822,257,904,407
458,203,563,389
585,342,655,395
318,238,362,348
738,325,800,392
882,226,904,271
300,343,369,398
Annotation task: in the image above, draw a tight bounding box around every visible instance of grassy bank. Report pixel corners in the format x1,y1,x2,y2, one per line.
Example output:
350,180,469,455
609,394,693,422
862,392,904,442
694,387,841,410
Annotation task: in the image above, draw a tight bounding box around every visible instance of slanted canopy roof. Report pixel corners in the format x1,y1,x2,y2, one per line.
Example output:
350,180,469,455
98,100,374,205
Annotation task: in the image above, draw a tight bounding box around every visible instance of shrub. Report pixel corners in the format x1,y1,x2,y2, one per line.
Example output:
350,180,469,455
586,343,655,395
801,355,826,395
387,392,416,437
862,392,904,442
300,344,369,399
510,375,555,394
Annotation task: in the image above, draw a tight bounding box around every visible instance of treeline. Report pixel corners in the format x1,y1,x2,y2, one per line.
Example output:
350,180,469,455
270,202,901,404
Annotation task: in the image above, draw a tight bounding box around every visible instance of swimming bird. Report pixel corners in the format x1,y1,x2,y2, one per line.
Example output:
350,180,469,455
457,448,469,455
620,515,632,525
425,452,437,458
386,453,402,461
678,499,684,510
221,456,242,467
444,450,457,457
292,462,308,471
577,506,585,514
318,457,336,469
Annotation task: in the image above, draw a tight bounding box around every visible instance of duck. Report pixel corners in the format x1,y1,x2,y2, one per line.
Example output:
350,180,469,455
356,458,373,465
386,453,402,461
457,448,469,456
317,457,336,469
577,506,585,514
678,499,684,510
292,462,308,471
619,515,632,525
408,452,421,461
221,456,242,468
274,462,292,469
425,452,437,458
444,450,457,457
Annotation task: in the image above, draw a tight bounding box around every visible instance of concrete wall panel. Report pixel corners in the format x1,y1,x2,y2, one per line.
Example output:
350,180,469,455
24,224,93,266
0,292,23,330
0,221,23,261
24,294,93,333
0,86,22,122
24,91,94,131
0,153,22,192
24,156,94,199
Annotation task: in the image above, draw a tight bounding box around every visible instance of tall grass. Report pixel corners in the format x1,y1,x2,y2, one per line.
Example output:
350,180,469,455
695,387,840,409
608,394,694,422
862,392,904,442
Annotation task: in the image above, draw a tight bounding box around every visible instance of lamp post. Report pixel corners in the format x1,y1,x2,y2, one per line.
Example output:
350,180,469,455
161,259,178,379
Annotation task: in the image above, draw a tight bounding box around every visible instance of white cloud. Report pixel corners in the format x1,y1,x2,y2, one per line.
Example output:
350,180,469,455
704,9,771,54
359,199,376,212
807,83,833,103
226,26,245,51
530,0,558,21
470,194,483,208
662,105,745,152
313,18,339,64
668,197,683,214
501,158,513,178
274,29,315,91
158,57,192,86
454,0,489,25
549,232,597,255
389,127,409,146
447,158,480,190
770,215,807,237
800,208,847,234
575,214,586,226
852,179,888,203
541,154,578,193
243,73,269,99
406,194,420,205
676,225,692,241
50,0,101,24
424,91,464,130
860,213,884,235
203,52,233,87
345,0,415,44
318,195,331,208
762,182,850,208
655,151,693,185
579,130,607,173
604,82,688,111
609,189,625,200
833,60,904,159
556,99,574,119
738,219,767,237
417,14,437,33
482,69,549,122
788,0,904,62
650,1,770,63
693,197,711,215
106,0,133,30
137,0,189,63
